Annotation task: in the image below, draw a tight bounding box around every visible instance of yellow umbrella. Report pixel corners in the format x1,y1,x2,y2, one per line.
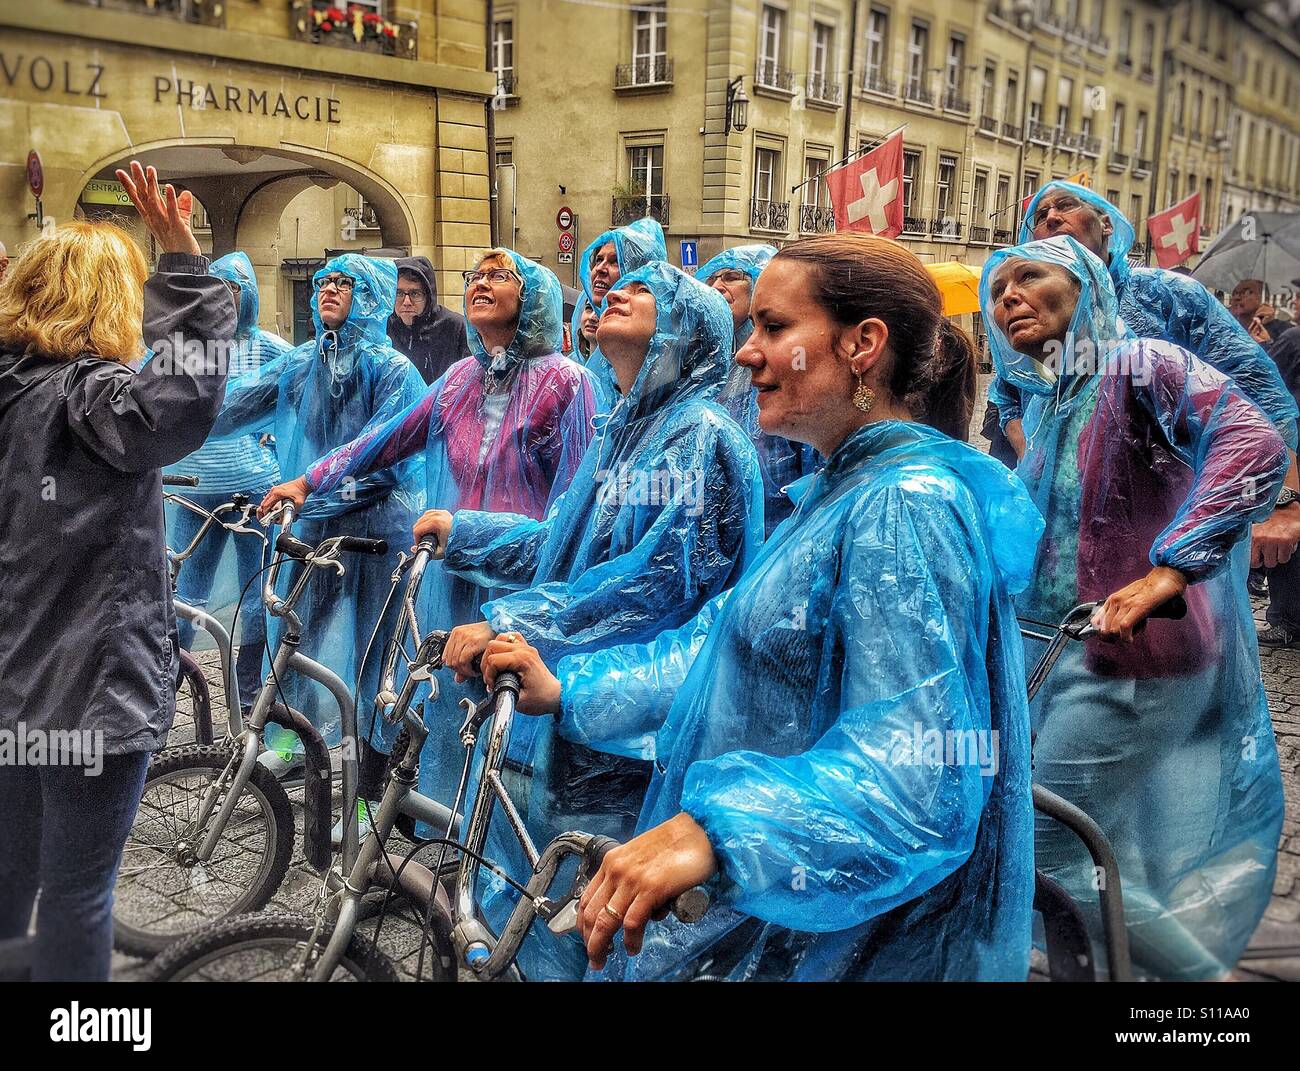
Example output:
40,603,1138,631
926,261,982,317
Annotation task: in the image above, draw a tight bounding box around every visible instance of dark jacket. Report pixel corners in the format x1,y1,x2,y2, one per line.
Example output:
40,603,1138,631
1267,325,1300,410
386,255,470,386
0,254,235,754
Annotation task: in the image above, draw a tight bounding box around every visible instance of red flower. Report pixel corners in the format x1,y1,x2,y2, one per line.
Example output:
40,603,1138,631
362,12,381,23
384,25,396,36
325,6,346,19
320,19,334,31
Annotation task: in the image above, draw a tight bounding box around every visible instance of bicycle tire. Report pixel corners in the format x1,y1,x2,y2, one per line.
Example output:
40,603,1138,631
175,649,214,746
145,911,403,983
113,744,295,958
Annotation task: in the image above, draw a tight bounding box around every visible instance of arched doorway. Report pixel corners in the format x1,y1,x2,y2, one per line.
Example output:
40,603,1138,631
75,141,420,343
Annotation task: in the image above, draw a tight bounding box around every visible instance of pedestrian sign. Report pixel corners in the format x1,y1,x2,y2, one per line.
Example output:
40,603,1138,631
680,240,698,269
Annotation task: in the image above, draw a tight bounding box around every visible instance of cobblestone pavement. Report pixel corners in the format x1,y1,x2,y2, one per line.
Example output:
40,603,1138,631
111,384,1300,982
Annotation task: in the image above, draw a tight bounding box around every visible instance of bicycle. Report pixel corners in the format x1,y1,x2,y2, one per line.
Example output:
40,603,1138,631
112,502,388,957
146,542,708,981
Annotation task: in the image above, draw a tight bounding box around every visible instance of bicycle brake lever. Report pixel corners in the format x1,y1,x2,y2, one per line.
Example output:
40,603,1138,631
546,898,580,934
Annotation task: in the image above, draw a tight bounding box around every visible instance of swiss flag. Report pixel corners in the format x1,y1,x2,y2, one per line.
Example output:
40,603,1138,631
826,131,904,238
1147,193,1201,269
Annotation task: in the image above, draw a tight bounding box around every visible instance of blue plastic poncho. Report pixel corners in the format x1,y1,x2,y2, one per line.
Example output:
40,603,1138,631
993,182,1299,450
568,293,616,414
441,261,765,979
575,218,668,417
981,236,1288,979
162,253,289,690
700,243,819,537
563,421,1040,981
209,254,426,750
304,251,594,795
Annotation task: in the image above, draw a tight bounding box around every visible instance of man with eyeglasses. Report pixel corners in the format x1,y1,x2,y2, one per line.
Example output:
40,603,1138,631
992,180,1300,579
386,255,469,386
207,253,426,785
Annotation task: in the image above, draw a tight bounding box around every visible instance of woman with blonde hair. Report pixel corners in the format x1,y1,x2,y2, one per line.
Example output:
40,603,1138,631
0,162,235,980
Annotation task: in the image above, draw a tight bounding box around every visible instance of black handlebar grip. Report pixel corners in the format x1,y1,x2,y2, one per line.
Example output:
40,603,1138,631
274,531,314,561
585,835,621,869
337,536,389,556
493,670,521,699
1149,593,1187,620
162,474,199,487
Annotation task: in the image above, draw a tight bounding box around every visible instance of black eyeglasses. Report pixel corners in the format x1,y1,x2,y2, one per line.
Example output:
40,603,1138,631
314,273,356,292
1032,196,1085,229
462,268,521,287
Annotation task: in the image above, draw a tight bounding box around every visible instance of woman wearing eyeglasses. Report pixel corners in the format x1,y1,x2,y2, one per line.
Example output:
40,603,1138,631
207,254,427,779
259,250,595,813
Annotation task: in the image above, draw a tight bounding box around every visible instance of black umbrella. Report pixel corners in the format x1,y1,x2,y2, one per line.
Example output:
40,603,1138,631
1191,212,1300,291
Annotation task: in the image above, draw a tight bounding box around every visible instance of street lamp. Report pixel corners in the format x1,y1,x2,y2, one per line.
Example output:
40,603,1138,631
725,76,749,134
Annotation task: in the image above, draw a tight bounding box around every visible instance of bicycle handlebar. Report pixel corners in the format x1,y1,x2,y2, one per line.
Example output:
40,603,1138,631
337,536,389,556
162,474,199,487
582,835,711,924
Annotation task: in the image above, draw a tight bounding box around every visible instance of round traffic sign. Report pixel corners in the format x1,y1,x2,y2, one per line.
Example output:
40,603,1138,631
556,206,574,230
558,231,575,253
26,150,44,199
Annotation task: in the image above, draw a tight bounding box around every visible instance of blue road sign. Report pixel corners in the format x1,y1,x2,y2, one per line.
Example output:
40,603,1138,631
680,240,698,270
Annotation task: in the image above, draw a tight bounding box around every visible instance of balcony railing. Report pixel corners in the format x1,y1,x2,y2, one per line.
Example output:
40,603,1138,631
750,198,791,232
942,89,971,113
1109,151,1130,172
902,215,928,234
862,71,897,97
1079,133,1102,157
1132,157,1152,176
969,225,991,243
800,203,836,234
806,73,843,106
1139,65,1154,81
1057,130,1082,152
494,71,518,99
1002,120,1022,139
978,114,999,134
1087,31,1110,54
1035,11,1067,35
1171,124,1186,139
1116,56,1133,73
993,228,1014,244
1026,120,1055,145
931,217,964,239
69,0,223,23
290,2,418,59
611,195,670,228
755,59,796,93
904,81,935,106
615,56,674,89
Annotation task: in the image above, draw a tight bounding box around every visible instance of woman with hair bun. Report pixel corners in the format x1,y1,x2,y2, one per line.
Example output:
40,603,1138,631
479,234,1043,981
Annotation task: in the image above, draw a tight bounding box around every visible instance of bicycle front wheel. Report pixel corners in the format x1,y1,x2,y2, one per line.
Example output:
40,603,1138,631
113,744,295,957
146,911,401,982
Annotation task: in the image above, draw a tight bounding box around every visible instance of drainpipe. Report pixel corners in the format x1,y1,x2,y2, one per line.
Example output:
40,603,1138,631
841,0,859,162
485,0,500,248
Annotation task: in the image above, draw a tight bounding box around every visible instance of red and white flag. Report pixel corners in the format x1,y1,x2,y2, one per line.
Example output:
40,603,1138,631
826,131,904,238
1147,193,1201,269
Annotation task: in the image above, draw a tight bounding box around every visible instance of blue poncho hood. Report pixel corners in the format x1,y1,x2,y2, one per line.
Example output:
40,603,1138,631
980,235,1131,400
1019,181,1137,291
310,253,398,384
464,249,564,373
210,251,261,340
605,261,735,431
578,217,668,311
695,243,777,346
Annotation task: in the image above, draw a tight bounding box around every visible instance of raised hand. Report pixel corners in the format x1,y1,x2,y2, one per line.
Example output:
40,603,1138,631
115,161,201,256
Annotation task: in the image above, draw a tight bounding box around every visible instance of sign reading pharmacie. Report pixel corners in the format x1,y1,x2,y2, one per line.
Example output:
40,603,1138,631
0,50,341,124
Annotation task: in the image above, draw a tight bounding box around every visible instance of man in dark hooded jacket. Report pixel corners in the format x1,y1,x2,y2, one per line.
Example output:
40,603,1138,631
386,255,469,385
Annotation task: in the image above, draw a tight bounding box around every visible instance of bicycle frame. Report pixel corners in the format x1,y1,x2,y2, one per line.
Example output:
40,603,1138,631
179,505,362,871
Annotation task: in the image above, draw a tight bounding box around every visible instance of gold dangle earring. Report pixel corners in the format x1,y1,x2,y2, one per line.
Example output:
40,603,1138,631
852,368,876,414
